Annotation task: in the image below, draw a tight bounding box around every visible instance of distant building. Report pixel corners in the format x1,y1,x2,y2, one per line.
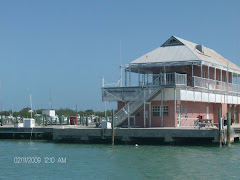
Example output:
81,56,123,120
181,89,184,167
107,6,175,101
42,109,56,117
102,36,240,127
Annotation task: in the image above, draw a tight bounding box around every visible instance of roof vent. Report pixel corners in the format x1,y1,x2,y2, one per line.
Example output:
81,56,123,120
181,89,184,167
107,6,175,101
196,44,204,53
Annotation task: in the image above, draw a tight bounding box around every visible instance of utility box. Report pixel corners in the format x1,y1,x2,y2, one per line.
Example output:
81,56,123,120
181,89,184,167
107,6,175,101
23,118,35,128
101,121,111,129
14,123,24,128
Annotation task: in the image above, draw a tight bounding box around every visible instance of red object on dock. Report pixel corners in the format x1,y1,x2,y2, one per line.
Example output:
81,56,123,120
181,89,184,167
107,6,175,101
93,118,100,123
70,116,77,125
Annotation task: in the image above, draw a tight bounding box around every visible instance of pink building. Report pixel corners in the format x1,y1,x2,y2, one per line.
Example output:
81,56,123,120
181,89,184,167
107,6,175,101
102,36,240,128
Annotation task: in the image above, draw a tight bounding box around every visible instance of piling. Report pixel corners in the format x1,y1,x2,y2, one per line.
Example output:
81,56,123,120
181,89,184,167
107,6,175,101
1,115,2,126
218,107,222,147
112,109,115,146
227,112,231,146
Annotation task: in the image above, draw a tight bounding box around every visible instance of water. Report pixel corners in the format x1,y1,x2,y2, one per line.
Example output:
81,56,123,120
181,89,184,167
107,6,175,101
0,140,240,180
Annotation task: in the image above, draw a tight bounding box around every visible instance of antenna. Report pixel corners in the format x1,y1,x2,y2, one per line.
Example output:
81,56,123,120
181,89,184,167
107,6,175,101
50,88,52,110
120,40,122,87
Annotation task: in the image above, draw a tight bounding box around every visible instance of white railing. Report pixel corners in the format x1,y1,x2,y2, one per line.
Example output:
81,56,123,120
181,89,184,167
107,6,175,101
193,76,240,93
153,73,187,86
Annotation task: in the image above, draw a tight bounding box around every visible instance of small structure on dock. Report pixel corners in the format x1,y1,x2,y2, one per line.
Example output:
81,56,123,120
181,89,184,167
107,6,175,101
102,36,240,128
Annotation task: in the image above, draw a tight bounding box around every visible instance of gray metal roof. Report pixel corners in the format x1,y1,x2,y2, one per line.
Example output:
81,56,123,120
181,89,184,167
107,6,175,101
130,36,240,72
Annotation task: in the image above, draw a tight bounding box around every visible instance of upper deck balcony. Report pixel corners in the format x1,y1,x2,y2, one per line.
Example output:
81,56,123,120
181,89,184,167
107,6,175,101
102,72,240,102
102,73,187,101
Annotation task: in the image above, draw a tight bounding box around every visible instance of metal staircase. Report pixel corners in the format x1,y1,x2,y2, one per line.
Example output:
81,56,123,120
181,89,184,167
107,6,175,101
114,76,162,127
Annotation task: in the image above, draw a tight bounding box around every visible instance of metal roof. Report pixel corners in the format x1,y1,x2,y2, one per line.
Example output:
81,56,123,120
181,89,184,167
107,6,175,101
130,36,240,72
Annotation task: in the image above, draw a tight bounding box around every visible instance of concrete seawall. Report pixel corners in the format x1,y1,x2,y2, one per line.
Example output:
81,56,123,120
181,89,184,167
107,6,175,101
0,126,224,144
53,128,219,144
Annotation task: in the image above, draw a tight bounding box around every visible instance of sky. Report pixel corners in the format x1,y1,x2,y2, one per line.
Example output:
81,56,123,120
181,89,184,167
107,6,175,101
0,0,239,111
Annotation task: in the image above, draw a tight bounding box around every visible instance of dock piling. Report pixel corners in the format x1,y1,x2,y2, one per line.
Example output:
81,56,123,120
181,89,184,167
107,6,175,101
218,107,222,147
227,112,231,146
112,109,115,146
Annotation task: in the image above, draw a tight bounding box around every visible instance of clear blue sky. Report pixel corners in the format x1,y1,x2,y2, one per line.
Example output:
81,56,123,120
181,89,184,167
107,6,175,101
0,0,239,111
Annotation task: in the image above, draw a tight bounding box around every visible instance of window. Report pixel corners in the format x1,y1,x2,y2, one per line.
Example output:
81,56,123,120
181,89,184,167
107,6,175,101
162,106,169,117
152,105,169,117
152,106,160,117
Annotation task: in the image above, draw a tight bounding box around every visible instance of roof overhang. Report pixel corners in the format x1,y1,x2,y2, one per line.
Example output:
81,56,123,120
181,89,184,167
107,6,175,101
126,60,240,75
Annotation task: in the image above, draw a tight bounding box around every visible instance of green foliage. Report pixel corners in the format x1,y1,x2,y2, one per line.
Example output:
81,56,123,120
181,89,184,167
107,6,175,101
0,107,116,118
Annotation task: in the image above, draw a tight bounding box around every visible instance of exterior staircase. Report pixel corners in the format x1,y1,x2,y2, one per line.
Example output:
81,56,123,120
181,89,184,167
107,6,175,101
114,77,162,127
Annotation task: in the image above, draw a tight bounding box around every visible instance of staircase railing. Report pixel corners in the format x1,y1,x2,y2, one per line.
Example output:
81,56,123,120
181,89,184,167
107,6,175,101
114,76,161,126
114,73,187,127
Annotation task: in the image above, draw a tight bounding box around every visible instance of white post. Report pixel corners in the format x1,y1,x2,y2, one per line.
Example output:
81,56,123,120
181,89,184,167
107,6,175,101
149,101,151,128
129,66,131,87
144,90,146,128
192,63,194,86
174,87,176,128
125,69,127,87
138,69,140,86
120,65,122,87
142,74,145,87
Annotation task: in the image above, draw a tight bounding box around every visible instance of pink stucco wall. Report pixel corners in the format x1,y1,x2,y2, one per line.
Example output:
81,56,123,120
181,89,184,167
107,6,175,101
117,100,235,127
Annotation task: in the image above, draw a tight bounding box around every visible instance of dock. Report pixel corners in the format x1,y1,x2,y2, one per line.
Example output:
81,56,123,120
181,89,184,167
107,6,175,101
0,124,239,144
0,125,223,144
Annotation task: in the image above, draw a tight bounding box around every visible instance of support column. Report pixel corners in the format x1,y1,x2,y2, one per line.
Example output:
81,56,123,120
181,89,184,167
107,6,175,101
138,69,140,86
129,66,131,87
161,89,163,127
220,69,222,81
192,63,194,86
174,87,176,128
125,69,127,87
149,101,151,128
143,90,146,128
236,105,240,124
208,65,210,89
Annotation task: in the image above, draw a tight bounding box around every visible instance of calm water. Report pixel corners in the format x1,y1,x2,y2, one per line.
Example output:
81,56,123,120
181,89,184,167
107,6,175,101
0,140,240,180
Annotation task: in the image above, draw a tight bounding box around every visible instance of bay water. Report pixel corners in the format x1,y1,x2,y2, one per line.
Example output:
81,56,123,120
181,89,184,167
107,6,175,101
0,140,239,180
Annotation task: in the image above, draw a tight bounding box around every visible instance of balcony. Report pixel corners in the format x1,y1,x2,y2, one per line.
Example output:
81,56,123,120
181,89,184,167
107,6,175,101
102,73,187,102
193,76,240,94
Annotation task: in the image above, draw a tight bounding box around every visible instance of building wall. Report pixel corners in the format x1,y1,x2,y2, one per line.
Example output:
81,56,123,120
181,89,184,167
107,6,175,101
118,99,234,127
